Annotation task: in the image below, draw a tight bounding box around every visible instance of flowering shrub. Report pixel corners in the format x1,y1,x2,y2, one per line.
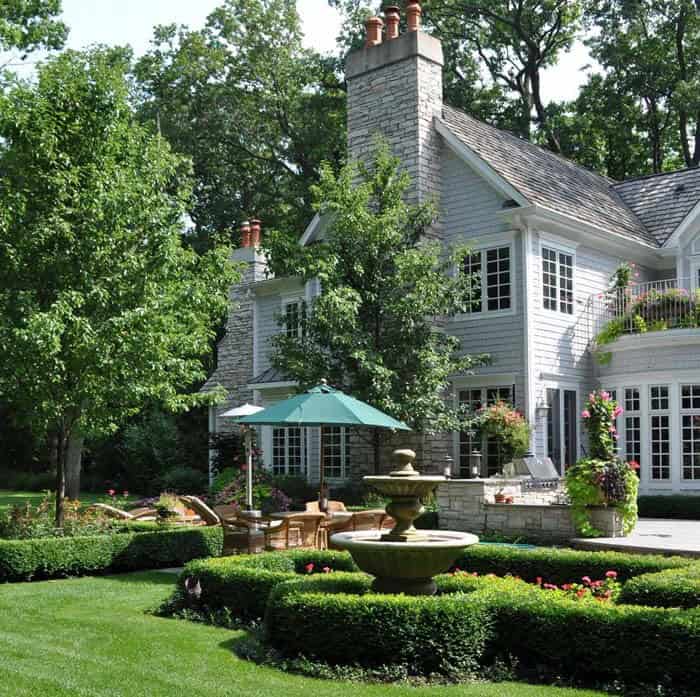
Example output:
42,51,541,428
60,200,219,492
479,401,531,462
566,391,638,537
214,467,291,514
450,567,621,602
0,492,122,539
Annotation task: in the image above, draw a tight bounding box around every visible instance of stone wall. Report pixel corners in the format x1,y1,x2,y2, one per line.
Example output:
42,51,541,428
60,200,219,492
437,479,625,542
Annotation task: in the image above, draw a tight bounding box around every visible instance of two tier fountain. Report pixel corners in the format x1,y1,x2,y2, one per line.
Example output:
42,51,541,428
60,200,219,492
332,449,478,595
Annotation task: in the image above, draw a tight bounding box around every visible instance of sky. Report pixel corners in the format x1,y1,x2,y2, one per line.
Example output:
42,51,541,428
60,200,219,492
11,0,593,104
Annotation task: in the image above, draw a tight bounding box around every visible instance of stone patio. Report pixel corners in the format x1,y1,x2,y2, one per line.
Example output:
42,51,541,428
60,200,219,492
571,518,700,558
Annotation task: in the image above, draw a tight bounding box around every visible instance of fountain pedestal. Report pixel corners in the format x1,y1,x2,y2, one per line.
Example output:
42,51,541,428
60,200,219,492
331,449,478,595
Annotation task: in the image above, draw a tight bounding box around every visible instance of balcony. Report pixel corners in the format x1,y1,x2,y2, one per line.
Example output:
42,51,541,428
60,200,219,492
590,279,700,343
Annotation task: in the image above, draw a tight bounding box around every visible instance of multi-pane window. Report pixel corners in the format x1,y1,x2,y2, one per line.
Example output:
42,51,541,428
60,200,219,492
322,427,347,480
458,385,515,477
625,388,640,413
272,427,305,476
462,246,511,314
463,252,482,313
681,385,700,480
650,385,670,481
284,300,306,339
542,247,574,314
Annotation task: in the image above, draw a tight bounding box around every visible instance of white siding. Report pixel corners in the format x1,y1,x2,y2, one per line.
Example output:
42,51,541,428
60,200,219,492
441,147,526,407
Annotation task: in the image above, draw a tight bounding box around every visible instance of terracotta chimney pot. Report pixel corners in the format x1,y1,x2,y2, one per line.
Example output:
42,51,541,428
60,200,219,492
250,218,262,247
240,220,251,248
365,16,384,47
384,5,400,39
406,1,421,32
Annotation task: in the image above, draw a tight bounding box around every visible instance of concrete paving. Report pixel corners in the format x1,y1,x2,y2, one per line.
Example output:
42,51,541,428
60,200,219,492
571,518,700,557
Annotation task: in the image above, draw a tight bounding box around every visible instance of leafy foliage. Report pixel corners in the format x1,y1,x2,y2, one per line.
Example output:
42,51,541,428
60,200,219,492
134,0,346,251
478,401,531,462
0,47,236,521
268,141,489,438
0,0,66,57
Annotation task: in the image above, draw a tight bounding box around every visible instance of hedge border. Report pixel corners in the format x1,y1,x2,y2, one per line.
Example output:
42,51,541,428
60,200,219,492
264,571,700,687
619,563,700,608
0,526,223,582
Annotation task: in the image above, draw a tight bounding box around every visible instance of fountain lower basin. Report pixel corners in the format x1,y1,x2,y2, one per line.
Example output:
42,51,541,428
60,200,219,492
331,529,478,595
331,448,478,595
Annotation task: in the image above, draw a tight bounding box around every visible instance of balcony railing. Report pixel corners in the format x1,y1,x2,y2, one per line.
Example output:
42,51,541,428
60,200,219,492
589,278,700,340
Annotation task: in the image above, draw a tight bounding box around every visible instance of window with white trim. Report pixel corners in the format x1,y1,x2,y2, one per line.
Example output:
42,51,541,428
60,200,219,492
624,387,641,469
322,427,348,480
681,384,700,480
650,385,670,481
284,300,306,339
458,385,515,477
462,246,511,313
272,427,306,476
542,246,574,314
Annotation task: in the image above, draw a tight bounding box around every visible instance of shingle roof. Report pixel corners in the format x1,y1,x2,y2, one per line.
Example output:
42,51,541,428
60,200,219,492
248,366,292,385
612,168,700,246
440,105,658,247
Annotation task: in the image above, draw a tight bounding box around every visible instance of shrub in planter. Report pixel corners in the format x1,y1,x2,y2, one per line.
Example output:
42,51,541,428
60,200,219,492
478,401,530,463
619,564,700,609
264,573,493,676
637,495,700,520
566,390,638,537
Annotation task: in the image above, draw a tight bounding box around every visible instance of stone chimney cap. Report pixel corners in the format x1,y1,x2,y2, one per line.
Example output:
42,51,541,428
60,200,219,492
365,16,384,47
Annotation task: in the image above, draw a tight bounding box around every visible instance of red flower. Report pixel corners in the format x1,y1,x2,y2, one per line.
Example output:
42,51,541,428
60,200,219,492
304,563,314,574
576,589,586,598
629,461,640,471
536,576,543,586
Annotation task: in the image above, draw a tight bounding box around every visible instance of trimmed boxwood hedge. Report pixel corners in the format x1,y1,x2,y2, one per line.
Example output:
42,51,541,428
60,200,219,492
619,563,700,608
177,549,357,621
638,495,700,520
265,573,492,676
454,543,691,584
0,526,223,582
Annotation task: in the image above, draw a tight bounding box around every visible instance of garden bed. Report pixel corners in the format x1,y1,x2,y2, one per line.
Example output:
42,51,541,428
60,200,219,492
165,546,700,691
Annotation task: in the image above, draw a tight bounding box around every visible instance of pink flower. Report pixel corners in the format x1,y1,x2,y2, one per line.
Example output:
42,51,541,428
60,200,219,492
629,460,640,471
605,570,618,579
613,405,623,418
304,563,314,574
536,576,543,586
322,566,331,574
123,491,129,497
582,576,592,586
581,410,591,419
600,391,610,401
107,489,115,496
609,425,617,433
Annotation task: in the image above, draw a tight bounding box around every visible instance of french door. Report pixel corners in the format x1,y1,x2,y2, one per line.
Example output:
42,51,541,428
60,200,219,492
546,387,578,473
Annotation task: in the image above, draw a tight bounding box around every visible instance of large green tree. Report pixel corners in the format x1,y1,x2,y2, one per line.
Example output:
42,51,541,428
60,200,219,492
0,48,235,524
134,0,346,251
584,0,699,172
0,0,66,61
268,142,488,469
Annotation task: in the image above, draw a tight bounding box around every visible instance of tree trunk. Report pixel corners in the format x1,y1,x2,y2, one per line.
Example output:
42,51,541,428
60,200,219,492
55,429,67,528
65,431,84,500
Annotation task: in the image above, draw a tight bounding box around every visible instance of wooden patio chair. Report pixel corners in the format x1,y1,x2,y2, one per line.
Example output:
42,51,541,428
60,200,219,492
285,512,325,549
213,504,239,522
89,503,156,521
305,500,347,514
178,496,218,525
350,510,384,531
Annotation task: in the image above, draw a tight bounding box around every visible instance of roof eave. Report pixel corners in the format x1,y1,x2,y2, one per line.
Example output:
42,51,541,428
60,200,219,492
663,198,700,249
435,117,531,207
504,204,664,266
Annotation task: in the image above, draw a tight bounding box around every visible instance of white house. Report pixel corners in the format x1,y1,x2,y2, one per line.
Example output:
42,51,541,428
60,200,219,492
204,4,700,497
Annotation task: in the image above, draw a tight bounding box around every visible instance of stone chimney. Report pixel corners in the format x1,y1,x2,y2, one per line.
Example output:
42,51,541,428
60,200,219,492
234,218,266,281
346,1,443,207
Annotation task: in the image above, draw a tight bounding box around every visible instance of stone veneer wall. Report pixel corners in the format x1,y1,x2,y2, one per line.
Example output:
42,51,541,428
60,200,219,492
437,479,625,541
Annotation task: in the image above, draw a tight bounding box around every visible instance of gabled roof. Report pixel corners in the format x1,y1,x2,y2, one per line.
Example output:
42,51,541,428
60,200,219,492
440,105,658,248
612,168,700,246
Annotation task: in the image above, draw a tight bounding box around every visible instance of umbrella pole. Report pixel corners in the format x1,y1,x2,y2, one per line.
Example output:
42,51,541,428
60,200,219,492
245,428,254,511
318,425,327,513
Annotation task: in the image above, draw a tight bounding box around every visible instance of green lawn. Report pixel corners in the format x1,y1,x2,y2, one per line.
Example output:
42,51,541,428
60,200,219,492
0,571,607,697
0,490,134,511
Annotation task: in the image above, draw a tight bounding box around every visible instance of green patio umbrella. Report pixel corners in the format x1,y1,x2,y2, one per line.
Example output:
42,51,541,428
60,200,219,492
238,380,410,507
